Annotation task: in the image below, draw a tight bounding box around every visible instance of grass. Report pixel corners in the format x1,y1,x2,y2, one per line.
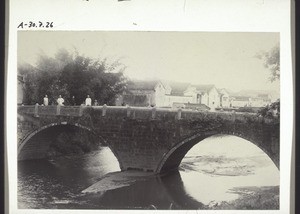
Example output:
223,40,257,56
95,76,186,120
206,186,279,210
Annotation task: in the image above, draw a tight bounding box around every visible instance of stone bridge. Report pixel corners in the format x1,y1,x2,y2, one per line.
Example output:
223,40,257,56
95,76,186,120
17,105,280,173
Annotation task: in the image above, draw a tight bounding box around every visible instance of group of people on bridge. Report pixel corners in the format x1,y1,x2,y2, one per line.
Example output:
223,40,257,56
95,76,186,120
40,95,99,107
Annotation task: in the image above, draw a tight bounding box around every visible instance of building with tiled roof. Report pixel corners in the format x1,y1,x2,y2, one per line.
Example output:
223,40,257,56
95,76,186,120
168,82,191,96
126,80,162,91
218,88,230,108
117,79,271,109
117,80,228,109
184,84,220,108
117,80,166,107
230,95,251,107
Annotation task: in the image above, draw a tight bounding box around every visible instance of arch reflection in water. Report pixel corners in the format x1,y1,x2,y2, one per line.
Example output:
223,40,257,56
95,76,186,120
18,147,120,209
159,170,205,210
178,134,279,208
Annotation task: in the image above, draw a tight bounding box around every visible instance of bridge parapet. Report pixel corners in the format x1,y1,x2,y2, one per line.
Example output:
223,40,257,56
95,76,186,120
18,105,82,117
17,105,277,124
37,106,57,115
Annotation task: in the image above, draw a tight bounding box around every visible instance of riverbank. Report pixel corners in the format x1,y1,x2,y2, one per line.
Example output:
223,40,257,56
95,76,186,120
206,186,279,210
180,154,273,176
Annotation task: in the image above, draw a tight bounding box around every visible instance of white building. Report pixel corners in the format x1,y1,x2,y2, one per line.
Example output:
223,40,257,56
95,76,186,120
230,96,251,108
119,80,234,110
218,88,230,108
163,82,193,107
184,84,220,108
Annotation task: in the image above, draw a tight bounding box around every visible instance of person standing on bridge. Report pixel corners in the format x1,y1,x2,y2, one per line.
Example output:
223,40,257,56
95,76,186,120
85,95,92,106
57,95,65,106
43,95,48,106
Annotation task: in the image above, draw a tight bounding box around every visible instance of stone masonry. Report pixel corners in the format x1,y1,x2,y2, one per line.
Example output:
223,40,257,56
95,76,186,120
17,105,280,173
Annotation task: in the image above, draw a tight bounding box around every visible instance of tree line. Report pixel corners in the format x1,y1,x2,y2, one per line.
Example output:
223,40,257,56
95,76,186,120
18,49,128,106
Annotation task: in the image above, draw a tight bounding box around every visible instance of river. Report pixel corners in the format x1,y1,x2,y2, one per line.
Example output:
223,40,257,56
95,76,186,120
18,135,279,210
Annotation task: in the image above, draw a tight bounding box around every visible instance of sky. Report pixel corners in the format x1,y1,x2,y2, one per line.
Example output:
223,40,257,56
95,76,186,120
18,31,279,93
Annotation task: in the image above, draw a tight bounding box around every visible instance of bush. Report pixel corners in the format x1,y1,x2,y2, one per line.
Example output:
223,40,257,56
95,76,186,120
236,107,260,113
257,100,280,119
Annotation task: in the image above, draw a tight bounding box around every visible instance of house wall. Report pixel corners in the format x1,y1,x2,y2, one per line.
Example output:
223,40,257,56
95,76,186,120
219,89,230,108
154,83,166,107
122,90,155,106
164,84,172,95
251,98,271,107
220,95,230,107
208,87,220,108
231,99,251,107
164,95,193,107
199,93,209,106
251,98,264,107
183,87,197,103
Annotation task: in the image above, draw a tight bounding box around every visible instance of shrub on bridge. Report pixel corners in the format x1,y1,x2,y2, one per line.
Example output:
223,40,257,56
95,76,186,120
236,107,261,113
257,100,280,119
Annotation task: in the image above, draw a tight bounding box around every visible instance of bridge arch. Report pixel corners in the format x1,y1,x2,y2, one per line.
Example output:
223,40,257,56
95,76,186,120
18,122,122,169
156,131,279,173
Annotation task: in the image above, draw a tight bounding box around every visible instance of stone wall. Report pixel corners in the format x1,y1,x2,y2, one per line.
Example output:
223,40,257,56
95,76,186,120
17,106,280,173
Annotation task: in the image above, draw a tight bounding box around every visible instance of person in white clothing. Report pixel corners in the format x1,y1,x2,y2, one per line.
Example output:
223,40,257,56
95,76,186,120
85,95,92,106
57,95,64,105
43,95,49,106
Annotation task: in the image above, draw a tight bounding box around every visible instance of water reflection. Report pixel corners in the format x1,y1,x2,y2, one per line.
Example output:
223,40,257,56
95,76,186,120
18,147,120,209
160,170,205,209
179,135,279,207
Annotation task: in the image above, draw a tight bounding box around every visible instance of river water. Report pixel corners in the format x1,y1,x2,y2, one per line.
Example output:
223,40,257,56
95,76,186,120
18,135,279,210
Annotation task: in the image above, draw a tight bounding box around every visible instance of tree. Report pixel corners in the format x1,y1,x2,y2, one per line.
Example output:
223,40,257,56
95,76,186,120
255,45,280,118
256,44,280,82
18,49,127,105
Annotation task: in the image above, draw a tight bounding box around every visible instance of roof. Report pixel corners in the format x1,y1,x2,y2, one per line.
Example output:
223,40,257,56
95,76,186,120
257,94,271,99
193,84,215,93
168,82,190,96
231,96,250,101
237,90,276,98
217,88,229,95
126,80,162,91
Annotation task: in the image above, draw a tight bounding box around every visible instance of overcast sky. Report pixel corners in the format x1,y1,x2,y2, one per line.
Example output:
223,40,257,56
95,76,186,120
18,31,279,92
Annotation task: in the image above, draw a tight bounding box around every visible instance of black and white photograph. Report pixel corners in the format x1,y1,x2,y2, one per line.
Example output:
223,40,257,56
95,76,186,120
7,0,293,213
16,31,280,210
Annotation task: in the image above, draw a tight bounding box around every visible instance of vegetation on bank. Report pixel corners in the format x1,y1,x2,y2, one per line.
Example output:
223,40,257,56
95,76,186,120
206,186,279,210
216,100,280,119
